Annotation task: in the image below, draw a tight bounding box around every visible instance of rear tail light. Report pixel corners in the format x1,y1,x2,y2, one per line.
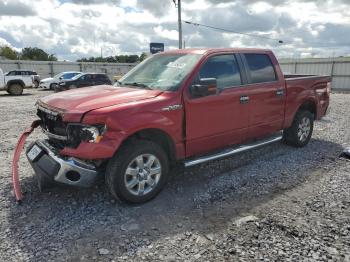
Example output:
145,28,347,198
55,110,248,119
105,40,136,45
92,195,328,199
326,82,331,95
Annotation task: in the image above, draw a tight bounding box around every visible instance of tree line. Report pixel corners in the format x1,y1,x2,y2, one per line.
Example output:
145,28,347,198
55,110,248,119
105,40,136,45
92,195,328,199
0,46,57,61
77,53,147,63
0,45,147,63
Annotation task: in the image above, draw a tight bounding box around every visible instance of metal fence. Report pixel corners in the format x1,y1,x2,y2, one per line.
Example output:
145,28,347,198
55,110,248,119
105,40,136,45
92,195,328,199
1,57,350,90
0,60,136,81
279,57,350,91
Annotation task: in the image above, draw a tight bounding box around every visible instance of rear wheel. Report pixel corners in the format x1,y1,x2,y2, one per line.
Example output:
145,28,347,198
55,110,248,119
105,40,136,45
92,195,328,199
283,110,314,147
105,140,169,203
7,83,23,95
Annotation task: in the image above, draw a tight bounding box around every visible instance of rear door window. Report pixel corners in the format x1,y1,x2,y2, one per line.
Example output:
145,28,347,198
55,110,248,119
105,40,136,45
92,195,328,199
244,54,277,83
199,54,242,90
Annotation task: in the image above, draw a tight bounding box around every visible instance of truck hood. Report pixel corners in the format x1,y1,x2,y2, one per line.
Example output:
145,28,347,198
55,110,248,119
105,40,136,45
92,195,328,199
38,85,163,120
41,77,54,82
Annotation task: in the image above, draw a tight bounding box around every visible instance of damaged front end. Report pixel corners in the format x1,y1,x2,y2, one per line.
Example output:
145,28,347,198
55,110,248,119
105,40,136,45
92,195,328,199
12,104,102,202
29,104,102,187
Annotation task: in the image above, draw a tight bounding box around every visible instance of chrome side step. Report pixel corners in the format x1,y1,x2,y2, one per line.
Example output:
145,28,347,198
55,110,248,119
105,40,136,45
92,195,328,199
184,134,283,167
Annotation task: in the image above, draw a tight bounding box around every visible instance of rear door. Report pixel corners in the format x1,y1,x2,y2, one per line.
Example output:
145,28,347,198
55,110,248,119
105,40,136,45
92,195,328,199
184,53,250,157
240,52,285,139
21,71,33,87
95,74,110,85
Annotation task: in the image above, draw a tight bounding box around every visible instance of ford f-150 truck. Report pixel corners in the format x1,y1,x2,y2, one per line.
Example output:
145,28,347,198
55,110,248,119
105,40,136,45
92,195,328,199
22,48,331,203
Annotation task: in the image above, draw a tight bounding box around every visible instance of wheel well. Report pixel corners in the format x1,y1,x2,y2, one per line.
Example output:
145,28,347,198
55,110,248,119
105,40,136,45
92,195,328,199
122,129,177,165
298,100,316,118
7,80,24,87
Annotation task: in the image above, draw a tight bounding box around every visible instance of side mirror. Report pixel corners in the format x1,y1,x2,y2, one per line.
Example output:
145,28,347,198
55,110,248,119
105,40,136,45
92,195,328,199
59,76,63,80
190,78,217,98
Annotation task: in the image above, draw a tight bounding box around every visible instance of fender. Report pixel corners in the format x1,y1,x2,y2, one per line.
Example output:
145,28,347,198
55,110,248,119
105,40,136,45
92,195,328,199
6,79,25,88
61,103,185,160
284,96,317,129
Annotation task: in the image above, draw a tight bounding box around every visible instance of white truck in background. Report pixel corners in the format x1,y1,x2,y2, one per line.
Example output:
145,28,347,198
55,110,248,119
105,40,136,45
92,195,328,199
0,68,34,95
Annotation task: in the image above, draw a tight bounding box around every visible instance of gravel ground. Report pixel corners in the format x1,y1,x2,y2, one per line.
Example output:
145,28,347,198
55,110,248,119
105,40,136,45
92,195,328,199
0,89,349,262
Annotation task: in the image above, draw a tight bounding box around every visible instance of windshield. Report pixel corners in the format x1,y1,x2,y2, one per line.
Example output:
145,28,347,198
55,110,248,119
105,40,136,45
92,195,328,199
71,73,84,80
117,53,202,91
53,72,64,78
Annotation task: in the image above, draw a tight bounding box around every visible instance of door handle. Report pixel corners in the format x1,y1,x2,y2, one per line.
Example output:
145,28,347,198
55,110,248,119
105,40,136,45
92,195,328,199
276,89,284,96
240,95,249,104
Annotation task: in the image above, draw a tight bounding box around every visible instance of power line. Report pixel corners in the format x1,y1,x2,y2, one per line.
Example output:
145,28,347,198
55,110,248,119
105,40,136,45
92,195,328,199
184,20,284,44
184,20,350,49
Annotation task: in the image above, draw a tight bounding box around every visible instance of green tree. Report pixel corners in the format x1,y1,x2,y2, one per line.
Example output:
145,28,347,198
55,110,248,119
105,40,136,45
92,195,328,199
77,54,141,63
48,54,58,61
21,47,57,61
0,46,18,60
139,52,148,61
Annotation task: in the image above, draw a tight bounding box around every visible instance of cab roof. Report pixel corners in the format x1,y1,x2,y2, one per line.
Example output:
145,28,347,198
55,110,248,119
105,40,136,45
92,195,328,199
159,48,273,56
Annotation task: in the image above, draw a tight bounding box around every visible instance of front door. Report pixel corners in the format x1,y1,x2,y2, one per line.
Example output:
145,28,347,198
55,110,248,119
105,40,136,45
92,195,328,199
184,54,250,157
79,74,93,87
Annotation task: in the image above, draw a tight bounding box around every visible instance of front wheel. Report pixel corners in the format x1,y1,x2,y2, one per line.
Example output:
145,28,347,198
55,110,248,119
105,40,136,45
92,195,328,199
105,140,169,203
283,110,314,147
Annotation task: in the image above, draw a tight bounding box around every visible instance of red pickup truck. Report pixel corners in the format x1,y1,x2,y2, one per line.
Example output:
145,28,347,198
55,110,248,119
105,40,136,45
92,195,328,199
23,48,331,203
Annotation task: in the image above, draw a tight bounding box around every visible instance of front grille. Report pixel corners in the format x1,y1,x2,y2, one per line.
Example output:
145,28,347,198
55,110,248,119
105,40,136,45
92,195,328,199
37,106,67,148
37,108,66,136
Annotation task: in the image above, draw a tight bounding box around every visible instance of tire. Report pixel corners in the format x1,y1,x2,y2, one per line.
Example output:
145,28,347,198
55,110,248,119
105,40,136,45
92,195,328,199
7,83,23,95
49,83,55,90
283,110,314,147
53,86,60,93
105,140,169,203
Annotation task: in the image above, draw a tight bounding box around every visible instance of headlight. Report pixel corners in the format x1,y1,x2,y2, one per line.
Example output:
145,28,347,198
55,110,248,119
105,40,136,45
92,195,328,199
66,124,106,146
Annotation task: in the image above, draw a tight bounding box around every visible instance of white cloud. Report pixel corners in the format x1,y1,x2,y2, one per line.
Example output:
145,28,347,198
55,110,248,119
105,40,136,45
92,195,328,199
154,26,178,41
0,37,12,47
0,0,350,60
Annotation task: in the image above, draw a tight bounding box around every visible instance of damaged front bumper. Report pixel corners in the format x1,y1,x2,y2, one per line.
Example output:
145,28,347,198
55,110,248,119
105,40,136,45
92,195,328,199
26,140,99,189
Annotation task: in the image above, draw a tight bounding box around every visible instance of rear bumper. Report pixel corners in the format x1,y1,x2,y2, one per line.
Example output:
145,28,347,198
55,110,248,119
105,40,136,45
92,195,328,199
26,140,99,188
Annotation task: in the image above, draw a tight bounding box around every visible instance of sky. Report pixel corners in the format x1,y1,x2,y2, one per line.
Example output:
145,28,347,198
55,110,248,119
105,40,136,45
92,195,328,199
1,0,350,61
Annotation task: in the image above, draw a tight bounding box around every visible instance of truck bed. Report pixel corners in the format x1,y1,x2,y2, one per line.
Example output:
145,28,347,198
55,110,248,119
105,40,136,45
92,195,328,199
284,74,331,81
284,74,331,123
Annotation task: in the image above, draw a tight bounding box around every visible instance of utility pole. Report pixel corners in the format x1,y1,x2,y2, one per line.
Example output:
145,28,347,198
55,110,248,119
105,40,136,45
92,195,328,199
174,0,182,49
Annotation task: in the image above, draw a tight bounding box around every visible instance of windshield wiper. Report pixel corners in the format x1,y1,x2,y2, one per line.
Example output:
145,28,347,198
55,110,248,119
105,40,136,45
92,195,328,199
123,82,152,89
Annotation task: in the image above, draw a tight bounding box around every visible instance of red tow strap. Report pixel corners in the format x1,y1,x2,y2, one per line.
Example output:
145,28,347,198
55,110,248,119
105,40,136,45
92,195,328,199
12,120,41,203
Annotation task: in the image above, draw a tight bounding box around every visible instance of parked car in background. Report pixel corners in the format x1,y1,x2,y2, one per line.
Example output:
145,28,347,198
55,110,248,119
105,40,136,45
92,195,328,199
6,70,40,87
113,75,123,83
39,71,81,90
0,67,34,95
54,73,112,92
25,48,330,203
